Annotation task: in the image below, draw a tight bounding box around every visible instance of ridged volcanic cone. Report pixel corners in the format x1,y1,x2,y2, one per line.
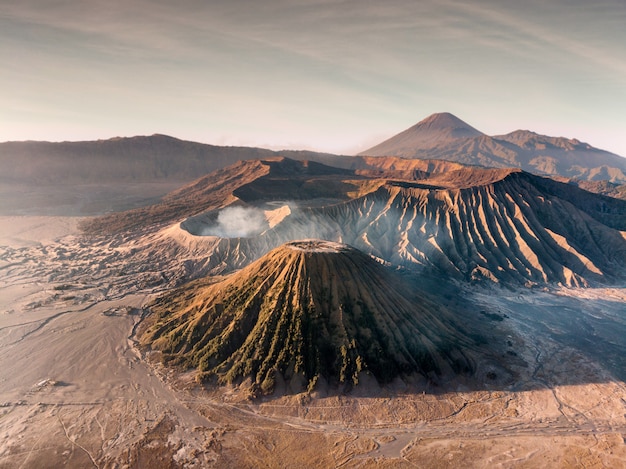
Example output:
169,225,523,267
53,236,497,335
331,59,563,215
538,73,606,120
141,240,476,394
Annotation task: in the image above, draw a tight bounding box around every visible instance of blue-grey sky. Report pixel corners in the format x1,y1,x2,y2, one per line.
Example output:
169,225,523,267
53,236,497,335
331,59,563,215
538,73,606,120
2,0,625,156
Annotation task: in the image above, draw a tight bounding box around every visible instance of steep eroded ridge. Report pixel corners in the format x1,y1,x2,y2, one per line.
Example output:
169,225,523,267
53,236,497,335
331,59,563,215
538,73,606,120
81,157,626,288
296,172,626,286
198,170,626,286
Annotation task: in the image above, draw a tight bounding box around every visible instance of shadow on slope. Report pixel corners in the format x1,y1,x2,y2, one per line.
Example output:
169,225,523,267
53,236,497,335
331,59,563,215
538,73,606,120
171,167,626,288
137,241,626,400
470,286,626,385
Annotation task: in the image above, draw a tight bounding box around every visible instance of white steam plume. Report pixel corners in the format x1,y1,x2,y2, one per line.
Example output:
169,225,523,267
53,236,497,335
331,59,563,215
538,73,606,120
201,206,269,238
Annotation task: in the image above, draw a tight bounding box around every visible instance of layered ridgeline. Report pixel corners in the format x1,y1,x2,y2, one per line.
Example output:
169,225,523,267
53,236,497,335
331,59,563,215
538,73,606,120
275,170,626,286
0,134,329,184
360,113,626,183
5,116,625,186
170,159,626,287
84,158,626,287
140,240,476,394
4,122,625,216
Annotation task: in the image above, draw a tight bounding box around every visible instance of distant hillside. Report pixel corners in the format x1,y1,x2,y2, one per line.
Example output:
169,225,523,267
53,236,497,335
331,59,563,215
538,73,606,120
3,126,625,217
0,135,277,184
551,177,626,201
360,113,626,183
0,133,496,216
1,133,479,187
0,135,358,215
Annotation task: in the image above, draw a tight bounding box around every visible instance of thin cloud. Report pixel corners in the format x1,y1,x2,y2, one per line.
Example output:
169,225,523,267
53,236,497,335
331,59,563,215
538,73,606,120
2,0,625,155
446,0,626,76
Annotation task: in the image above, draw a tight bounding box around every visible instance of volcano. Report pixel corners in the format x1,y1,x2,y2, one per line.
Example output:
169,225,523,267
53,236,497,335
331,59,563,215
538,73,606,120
140,240,476,394
86,157,626,288
360,113,626,183
362,112,484,156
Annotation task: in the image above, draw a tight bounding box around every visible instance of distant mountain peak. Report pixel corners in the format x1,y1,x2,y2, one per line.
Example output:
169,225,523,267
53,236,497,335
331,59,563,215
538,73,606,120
358,113,626,182
359,112,484,157
415,112,483,135
502,129,538,137
150,133,180,140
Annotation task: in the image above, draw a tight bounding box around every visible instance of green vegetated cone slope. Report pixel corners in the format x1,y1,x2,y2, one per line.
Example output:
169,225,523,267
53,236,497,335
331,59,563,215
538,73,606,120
140,240,475,394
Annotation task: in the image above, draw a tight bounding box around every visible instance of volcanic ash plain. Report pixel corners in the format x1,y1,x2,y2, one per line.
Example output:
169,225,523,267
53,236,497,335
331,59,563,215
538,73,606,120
1,216,626,468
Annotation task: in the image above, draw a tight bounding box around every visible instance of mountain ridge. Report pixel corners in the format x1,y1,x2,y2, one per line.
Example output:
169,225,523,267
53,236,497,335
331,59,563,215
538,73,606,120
89,157,626,288
3,113,626,187
359,113,626,183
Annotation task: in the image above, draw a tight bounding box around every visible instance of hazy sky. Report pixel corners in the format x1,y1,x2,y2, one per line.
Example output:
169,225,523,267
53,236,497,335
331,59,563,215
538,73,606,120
2,0,626,156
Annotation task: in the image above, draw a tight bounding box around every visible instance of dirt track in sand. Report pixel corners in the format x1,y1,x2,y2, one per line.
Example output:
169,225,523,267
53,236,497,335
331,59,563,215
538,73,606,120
1,216,626,468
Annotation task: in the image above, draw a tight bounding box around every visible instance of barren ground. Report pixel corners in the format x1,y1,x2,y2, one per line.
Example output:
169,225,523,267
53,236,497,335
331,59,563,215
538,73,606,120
1,216,626,468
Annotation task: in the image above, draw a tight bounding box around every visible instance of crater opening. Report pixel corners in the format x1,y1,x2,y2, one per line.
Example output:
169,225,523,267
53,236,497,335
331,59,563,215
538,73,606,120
181,203,291,238
286,239,349,253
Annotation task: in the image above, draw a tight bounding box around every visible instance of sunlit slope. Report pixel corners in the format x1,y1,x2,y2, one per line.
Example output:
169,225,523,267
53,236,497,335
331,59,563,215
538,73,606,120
279,171,626,286
177,162,626,286
84,158,626,286
140,240,476,394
